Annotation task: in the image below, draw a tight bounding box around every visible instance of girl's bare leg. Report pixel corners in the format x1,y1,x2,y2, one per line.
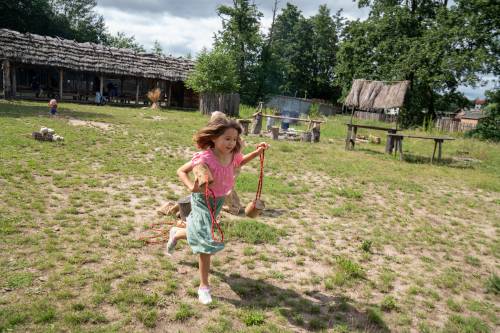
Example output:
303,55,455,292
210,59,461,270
199,253,211,288
173,228,187,241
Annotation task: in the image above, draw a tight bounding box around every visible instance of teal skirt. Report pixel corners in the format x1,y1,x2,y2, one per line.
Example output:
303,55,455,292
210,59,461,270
187,193,225,254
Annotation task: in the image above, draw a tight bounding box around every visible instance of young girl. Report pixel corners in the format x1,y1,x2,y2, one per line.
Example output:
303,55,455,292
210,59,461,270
169,118,269,304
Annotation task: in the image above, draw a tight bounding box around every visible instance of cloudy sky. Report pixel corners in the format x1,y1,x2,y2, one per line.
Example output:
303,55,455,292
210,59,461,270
95,0,496,99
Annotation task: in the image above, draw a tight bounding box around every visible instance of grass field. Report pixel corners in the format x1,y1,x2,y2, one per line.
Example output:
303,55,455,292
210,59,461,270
0,100,499,333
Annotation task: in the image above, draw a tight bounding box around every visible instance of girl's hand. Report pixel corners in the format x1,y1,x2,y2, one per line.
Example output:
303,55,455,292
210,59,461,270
256,142,270,152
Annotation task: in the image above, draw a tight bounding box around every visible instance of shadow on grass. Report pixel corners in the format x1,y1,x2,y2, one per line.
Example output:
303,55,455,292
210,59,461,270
401,153,475,169
211,270,389,332
0,102,114,121
357,147,387,156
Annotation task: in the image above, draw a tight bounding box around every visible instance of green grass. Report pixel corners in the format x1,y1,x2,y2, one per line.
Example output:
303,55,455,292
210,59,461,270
0,100,499,332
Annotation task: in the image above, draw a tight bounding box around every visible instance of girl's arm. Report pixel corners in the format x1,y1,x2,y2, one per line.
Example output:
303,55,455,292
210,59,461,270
177,161,200,192
240,142,269,166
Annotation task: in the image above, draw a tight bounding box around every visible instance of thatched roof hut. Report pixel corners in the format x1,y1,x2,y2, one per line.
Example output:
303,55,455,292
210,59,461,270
0,29,194,81
344,79,410,110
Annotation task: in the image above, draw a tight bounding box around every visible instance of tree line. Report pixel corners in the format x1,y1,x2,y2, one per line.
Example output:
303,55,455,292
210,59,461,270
1,0,498,126
0,0,145,51
188,0,499,126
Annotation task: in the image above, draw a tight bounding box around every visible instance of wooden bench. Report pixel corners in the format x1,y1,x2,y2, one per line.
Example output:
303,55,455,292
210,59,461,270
345,124,399,152
387,134,455,163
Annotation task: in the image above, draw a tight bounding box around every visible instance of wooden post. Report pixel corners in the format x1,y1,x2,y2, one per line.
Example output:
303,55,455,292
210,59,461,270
271,127,279,140
2,59,12,99
59,69,63,100
99,74,103,96
11,64,16,98
431,141,437,164
135,79,140,105
386,129,397,153
397,137,403,160
345,124,352,150
437,140,443,162
167,81,172,107
312,124,320,142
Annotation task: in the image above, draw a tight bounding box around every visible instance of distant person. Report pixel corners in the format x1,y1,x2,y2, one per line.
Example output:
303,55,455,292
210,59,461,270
48,99,58,116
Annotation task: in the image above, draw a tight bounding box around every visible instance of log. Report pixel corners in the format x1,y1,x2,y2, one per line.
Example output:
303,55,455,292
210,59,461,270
301,132,312,142
178,195,191,221
238,119,251,135
271,126,279,140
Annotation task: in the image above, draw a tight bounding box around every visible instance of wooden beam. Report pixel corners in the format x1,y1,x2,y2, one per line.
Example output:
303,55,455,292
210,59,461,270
99,74,103,96
59,69,63,100
167,81,172,107
11,64,16,98
261,114,325,123
135,79,139,104
2,59,11,99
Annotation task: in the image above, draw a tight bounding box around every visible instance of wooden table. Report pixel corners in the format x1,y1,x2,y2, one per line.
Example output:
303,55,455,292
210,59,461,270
387,134,455,163
345,124,399,152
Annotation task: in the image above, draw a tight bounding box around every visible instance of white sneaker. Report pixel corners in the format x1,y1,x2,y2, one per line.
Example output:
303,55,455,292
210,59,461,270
198,286,212,304
166,227,178,256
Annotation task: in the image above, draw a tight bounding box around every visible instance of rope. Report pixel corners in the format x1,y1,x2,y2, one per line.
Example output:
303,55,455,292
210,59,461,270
253,150,265,205
205,173,224,243
138,227,169,244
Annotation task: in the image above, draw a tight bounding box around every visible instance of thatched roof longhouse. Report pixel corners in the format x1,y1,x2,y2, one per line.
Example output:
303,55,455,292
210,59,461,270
0,29,194,81
344,79,410,110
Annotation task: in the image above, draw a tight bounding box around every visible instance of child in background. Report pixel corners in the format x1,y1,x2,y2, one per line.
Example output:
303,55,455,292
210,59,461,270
48,99,58,116
169,118,269,304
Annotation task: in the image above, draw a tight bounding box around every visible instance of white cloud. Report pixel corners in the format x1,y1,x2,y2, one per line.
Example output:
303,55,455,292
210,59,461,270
96,6,221,57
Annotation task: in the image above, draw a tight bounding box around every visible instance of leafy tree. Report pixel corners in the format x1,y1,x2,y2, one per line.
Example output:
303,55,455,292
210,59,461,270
215,0,263,103
310,5,340,100
105,32,145,52
268,3,302,96
336,0,499,126
151,40,164,56
467,89,500,141
185,48,239,94
49,0,107,43
0,0,106,43
0,0,72,38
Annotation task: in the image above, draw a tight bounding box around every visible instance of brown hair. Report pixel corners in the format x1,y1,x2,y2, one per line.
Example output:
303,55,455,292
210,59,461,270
194,118,243,153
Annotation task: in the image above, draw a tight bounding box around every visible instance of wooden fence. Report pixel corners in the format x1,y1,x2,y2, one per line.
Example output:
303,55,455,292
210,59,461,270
436,117,477,132
199,93,240,116
354,111,397,123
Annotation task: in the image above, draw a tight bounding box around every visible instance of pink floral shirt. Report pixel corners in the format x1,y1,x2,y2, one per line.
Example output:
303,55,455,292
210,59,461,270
191,149,244,197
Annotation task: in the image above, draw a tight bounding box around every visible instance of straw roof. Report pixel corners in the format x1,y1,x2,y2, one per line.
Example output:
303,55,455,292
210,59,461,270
344,79,410,110
0,29,194,81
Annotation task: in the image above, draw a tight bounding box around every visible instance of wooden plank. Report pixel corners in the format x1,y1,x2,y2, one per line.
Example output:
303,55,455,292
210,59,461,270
263,114,325,123
346,123,396,131
388,133,454,140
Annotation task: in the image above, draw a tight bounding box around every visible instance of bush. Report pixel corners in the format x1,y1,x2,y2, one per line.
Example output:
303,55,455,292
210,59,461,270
466,89,500,142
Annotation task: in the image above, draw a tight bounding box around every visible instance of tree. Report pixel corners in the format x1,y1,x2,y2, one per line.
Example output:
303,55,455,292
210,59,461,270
0,0,73,38
310,5,340,100
467,89,500,142
268,3,303,96
0,0,106,43
185,48,239,94
49,0,107,43
335,0,499,126
105,32,145,52
151,40,163,56
215,0,263,103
